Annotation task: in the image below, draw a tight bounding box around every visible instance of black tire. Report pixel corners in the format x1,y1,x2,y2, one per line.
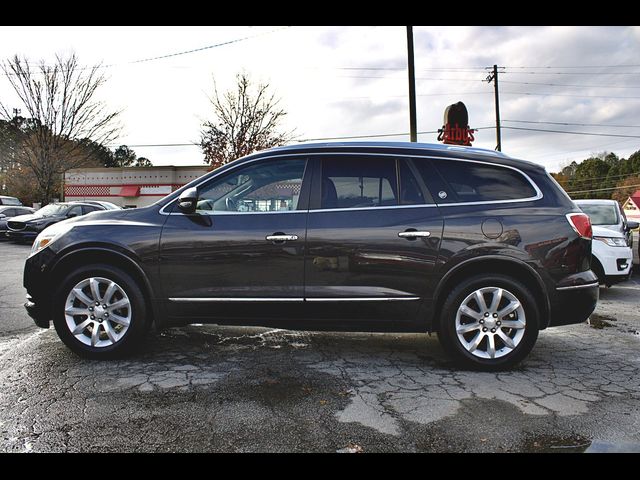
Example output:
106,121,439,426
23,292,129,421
591,256,605,285
52,264,148,359
437,274,539,371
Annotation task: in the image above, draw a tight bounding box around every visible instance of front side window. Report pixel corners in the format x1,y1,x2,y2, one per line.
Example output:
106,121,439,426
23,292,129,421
320,157,398,209
414,158,537,203
196,158,306,214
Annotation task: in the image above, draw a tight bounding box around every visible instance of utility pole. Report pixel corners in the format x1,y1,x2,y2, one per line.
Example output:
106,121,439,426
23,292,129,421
406,26,417,142
485,65,502,151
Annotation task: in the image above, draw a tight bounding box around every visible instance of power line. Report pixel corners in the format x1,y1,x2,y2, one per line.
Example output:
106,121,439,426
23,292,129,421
331,67,487,72
533,138,640,160
501,91,640,99
502,126,640,139
500,80,640,89
117,128,492,148
503,71,640,76
504,119,640,129
566,183,640,195
0,27,292,76
331,91,491,100
504,64,640,69
128,26,291,64
560,171,640,186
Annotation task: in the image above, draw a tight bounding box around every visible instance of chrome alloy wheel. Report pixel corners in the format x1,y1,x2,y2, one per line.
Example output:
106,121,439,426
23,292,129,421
64,277,132,347
455,286,526,359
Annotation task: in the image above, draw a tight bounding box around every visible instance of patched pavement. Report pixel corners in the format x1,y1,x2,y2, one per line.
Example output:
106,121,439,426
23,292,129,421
1,242,639,452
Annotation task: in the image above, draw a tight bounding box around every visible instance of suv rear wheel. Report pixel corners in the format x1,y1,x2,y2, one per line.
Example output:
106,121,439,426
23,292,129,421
438,274,539,371
52,264,148,359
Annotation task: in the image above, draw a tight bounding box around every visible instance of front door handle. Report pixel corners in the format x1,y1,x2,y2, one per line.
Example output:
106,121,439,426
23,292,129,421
266,233,299,242
398,230,431,239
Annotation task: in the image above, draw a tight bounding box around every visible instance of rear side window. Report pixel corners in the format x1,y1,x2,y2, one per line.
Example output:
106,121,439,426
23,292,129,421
320,157,398,209
82,205,101,214
415,158,537,203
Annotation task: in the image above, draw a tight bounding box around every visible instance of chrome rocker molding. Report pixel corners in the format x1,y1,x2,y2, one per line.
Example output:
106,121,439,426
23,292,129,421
168,296,421,302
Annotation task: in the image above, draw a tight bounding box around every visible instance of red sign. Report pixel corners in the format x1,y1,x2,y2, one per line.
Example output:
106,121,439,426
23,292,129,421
437,101,476,146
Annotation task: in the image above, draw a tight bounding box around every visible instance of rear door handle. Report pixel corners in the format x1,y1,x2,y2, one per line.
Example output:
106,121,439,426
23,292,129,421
398,230,431,239
266,233,299,242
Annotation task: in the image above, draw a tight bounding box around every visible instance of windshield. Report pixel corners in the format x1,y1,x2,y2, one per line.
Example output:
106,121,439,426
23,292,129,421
578,204,619,225
35,204,68,217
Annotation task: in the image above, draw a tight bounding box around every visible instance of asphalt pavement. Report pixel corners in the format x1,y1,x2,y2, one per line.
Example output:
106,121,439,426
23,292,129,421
1,241,639,452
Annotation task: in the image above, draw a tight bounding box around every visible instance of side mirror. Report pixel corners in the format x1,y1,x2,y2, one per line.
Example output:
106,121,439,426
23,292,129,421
177,187,198,214
0,214,5,219
67,213,78,218
627,220,639,230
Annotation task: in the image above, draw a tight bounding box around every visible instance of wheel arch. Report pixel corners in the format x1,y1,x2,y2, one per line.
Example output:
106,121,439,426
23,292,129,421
50,247,160,329
430,256,550,331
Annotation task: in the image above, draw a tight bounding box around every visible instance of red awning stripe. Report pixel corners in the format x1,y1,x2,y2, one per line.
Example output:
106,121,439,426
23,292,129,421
119,186,141,197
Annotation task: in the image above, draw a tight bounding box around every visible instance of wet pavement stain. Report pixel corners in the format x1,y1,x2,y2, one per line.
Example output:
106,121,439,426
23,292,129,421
588,313,617,329
522,434,592,453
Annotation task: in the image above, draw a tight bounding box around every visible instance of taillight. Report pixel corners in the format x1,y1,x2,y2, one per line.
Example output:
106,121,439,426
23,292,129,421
566,213,592,239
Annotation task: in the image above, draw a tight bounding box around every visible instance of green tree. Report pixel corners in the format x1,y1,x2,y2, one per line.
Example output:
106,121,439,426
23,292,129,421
112,145,137,167
134,157,152,167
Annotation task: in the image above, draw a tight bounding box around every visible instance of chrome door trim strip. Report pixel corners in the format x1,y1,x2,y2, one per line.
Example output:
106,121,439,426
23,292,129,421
555,283,599,291
168,297,305,302
305,296,420,302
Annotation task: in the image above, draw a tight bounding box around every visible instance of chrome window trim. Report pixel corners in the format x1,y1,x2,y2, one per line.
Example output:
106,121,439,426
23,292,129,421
555,282,599,291
159,152,543,216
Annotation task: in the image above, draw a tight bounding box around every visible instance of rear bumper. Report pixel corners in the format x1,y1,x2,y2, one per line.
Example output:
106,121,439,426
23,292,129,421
548,270,599,327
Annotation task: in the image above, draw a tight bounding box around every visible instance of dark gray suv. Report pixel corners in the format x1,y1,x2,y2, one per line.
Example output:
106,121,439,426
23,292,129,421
23,142,598,370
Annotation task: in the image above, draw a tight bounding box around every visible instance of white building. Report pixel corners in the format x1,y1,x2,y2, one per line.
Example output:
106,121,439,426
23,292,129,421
622,190,640,223
64,166,208,208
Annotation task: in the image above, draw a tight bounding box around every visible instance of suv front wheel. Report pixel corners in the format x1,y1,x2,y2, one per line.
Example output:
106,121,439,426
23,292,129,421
438,274,539,371
53,264,148,359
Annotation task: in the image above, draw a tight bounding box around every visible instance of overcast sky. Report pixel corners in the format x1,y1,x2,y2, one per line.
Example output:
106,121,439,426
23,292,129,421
1,25,639,172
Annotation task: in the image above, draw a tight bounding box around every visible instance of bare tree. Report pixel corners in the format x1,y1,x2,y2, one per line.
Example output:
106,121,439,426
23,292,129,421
200,72,294,169
0,54,121,204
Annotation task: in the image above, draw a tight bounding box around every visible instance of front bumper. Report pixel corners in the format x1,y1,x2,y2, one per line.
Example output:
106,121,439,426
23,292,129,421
6,230,37,240
23,248,56,329
548,270,599,327
24,295,51,328
592,242,633,276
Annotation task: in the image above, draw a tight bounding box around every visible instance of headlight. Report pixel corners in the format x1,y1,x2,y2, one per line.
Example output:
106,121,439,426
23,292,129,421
30,222,75,256
593,236,628,247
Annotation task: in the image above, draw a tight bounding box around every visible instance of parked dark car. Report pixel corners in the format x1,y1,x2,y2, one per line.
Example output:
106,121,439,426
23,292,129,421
0,195,22,206
70,200,122,210
23,142,598,370
7,202,106,242
0,205,36,237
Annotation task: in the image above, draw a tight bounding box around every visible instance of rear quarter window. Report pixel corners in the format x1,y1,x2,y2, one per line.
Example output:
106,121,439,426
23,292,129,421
416,158,538,203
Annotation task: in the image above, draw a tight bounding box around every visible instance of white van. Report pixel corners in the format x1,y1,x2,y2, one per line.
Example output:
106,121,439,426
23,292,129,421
575,199,637,286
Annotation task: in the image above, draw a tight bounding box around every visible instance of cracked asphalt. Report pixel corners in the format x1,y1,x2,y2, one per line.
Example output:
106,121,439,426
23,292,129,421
1,241,639,452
